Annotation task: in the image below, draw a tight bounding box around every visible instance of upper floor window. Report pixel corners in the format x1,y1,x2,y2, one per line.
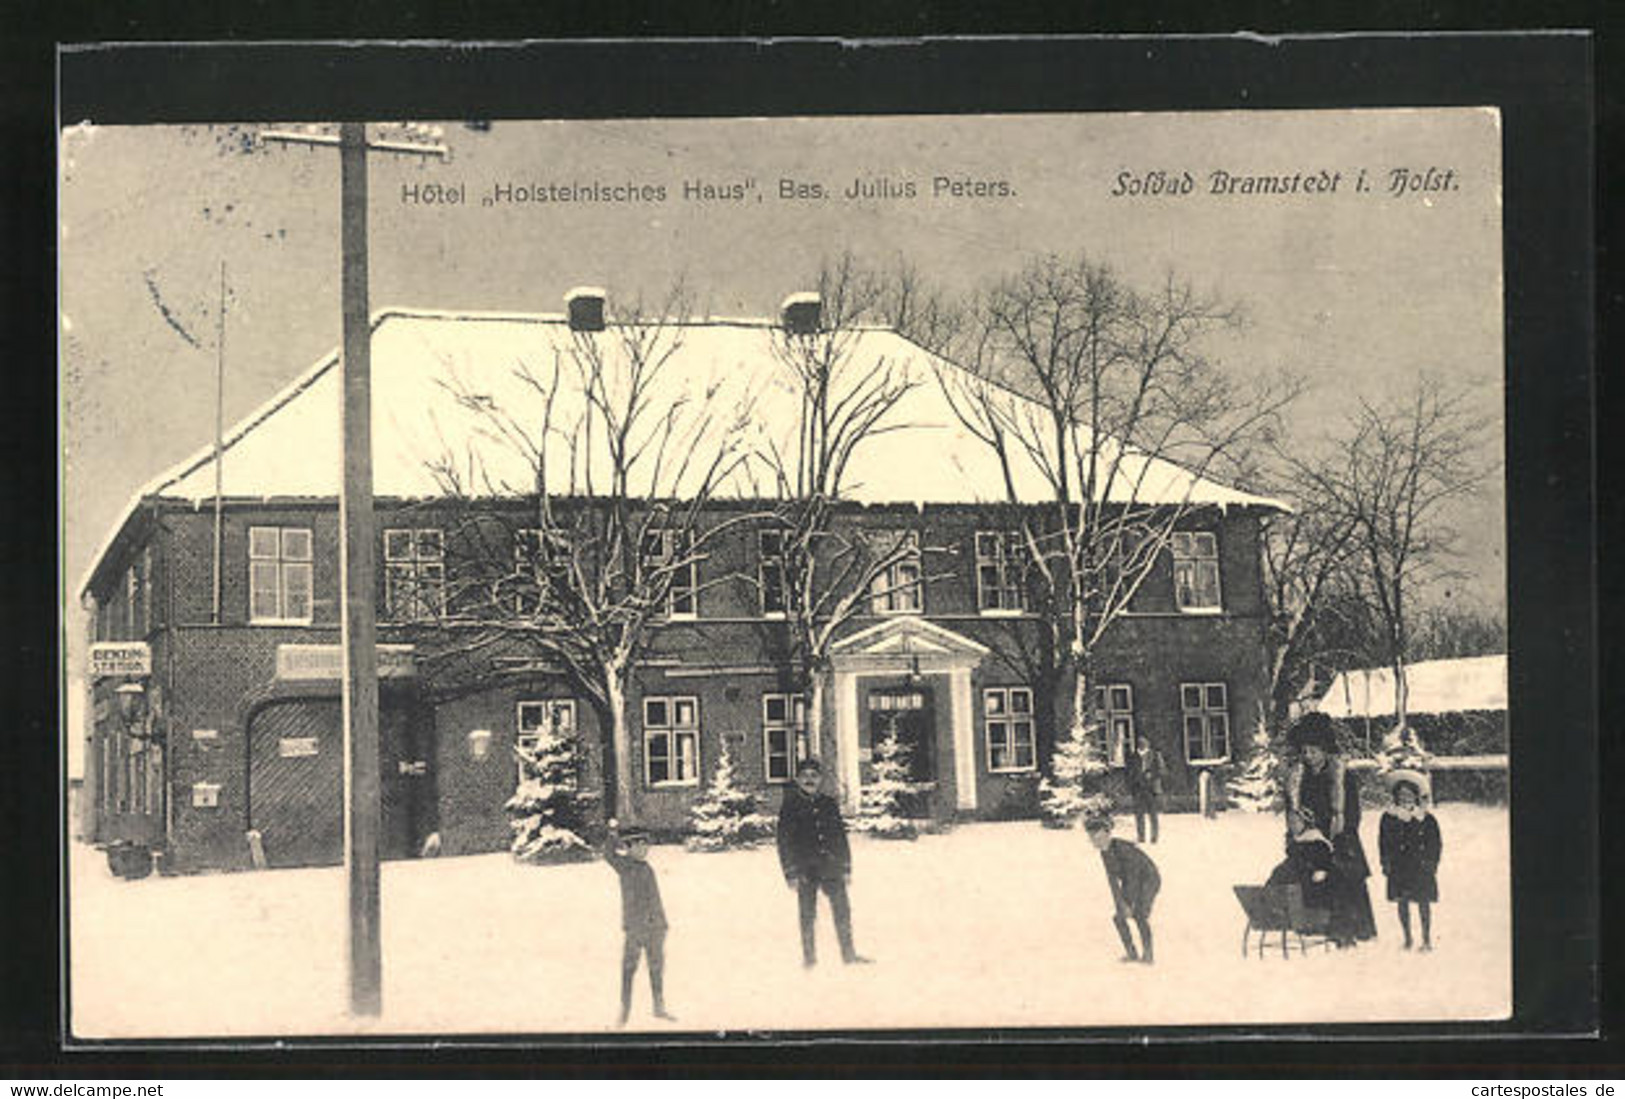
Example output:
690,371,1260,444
762,693,809,782
643,696,700,787
140,546,153,635
513,527,573,614
249,526,313,624
1094,683,1136,768
383,528,445,621
868,530,922,615
984,686,1037,773
125,561,142,638
759,528,789,617
516,699,578,786
1181,682,1231,764
1171,531,1222,612
975,531,1026,613
642,529,697,618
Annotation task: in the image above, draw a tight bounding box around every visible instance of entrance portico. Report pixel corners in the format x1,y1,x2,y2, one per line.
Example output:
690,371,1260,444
828,616,990,815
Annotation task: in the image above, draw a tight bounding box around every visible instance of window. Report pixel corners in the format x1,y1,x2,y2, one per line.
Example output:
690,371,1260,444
762,693,809,782
975,531,1026,613
1171,531,1222,611
1181,682,1231,764
383,528,445,621
516,699,577,785
984,687,1037,772
140,546,153,635
759,528,788,617
868,530,922,614
512,527,573,614
125,563,140,638
1094,683,1136,767
643,696,700,787
642,529,697,618
249,527,314,623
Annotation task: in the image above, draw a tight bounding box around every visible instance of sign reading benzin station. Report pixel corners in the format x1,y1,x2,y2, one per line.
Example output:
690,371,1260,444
89,641,152,678
275,643,417,681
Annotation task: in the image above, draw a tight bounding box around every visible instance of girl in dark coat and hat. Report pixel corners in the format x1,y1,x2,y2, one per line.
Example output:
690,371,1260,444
1378,770,1443,951
1281,712,1378,947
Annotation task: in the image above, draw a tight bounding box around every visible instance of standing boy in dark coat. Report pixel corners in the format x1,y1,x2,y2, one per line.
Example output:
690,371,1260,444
603,820,675,1025
777,759,873,967
1124,735,1167,843
1084,814,1162,964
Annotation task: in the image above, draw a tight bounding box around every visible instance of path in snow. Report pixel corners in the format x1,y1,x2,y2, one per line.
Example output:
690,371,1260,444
69,806,1509,1038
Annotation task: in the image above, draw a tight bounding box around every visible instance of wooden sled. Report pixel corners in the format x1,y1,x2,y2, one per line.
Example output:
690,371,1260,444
1233,883,1334,958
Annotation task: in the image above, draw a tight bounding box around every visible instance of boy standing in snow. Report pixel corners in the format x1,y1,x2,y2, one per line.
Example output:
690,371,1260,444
603,820,675,1025
1084,814,1161,964
1378,771,1443,951
777,759,873,968
1125,735,1166,843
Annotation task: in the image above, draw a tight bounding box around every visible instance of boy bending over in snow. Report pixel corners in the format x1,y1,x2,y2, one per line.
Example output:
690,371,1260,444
1084,814,1162,965
603,819,676,1025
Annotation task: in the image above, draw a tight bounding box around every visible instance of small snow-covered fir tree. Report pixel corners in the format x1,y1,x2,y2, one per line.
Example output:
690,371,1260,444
505,725,597,863
851,720,931,840
1228,714,1284,813
1038,719,1112,828
685,742,777,851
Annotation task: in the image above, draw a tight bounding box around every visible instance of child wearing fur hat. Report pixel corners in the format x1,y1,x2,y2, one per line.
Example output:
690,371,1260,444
1084,813,1162,964
1378,771,1443,951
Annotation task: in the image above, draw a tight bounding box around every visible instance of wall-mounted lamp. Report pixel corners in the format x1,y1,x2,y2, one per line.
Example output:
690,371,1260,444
467,728,493,761
115,681,152,738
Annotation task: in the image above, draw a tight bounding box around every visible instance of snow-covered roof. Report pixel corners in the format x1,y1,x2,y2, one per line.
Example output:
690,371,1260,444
79,307,1286,597
1315,654,1508,719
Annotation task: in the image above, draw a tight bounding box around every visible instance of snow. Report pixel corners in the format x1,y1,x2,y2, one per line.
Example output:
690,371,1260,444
68,806,1509,1038
1316,655,1507,719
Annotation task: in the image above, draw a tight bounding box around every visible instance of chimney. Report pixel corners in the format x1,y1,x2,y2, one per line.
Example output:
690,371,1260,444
564,286,607,332
781,292,822,336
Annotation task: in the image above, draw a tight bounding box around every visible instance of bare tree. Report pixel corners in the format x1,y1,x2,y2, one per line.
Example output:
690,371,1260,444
920,253,1297,768
409,284,759,823
1290,376,1495,736
1258,475,1365,735
756,254,929,762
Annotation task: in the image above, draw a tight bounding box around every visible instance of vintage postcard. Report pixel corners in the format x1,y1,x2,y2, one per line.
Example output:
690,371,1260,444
61,106,1512,1040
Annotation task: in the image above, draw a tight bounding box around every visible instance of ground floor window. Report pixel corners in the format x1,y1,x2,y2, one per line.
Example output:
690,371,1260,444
762,693,809,782
1094,683,1136,767
1181,682,1231,764
984,686,1036,772
516,699,577,785
643,696,700,787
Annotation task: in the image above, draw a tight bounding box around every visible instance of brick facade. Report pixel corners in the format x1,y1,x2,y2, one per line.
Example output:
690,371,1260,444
82,495,1274,870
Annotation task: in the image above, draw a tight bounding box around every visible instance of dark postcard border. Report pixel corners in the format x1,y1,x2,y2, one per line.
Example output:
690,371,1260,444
12,34,1603,1074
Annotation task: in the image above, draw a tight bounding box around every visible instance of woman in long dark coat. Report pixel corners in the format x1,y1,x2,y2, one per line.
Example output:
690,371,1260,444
1283,712,1378,947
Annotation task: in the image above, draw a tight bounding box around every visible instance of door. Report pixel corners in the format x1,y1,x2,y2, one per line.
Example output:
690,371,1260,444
249,699,344,868
250,697,434,868
866,685,936,815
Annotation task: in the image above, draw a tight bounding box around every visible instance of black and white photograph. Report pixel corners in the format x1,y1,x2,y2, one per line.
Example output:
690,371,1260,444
58,73,1538,1041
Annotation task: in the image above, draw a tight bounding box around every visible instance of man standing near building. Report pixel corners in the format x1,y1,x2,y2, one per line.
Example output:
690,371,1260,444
1125,735,1166,844
777,759,873,968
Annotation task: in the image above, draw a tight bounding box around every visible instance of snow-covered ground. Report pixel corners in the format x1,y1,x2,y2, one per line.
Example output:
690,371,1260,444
68,806,1509,1038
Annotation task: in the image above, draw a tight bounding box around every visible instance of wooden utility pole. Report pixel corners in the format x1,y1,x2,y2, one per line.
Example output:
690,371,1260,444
338,121,383,1016
262,123,446,1017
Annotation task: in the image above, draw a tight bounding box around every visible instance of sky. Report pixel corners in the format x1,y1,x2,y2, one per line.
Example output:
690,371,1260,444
59,110,1506,700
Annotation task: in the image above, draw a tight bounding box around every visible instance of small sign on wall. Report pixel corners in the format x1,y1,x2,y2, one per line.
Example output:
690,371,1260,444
89,642,151,678
192,782,221,808
278,737,319,758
